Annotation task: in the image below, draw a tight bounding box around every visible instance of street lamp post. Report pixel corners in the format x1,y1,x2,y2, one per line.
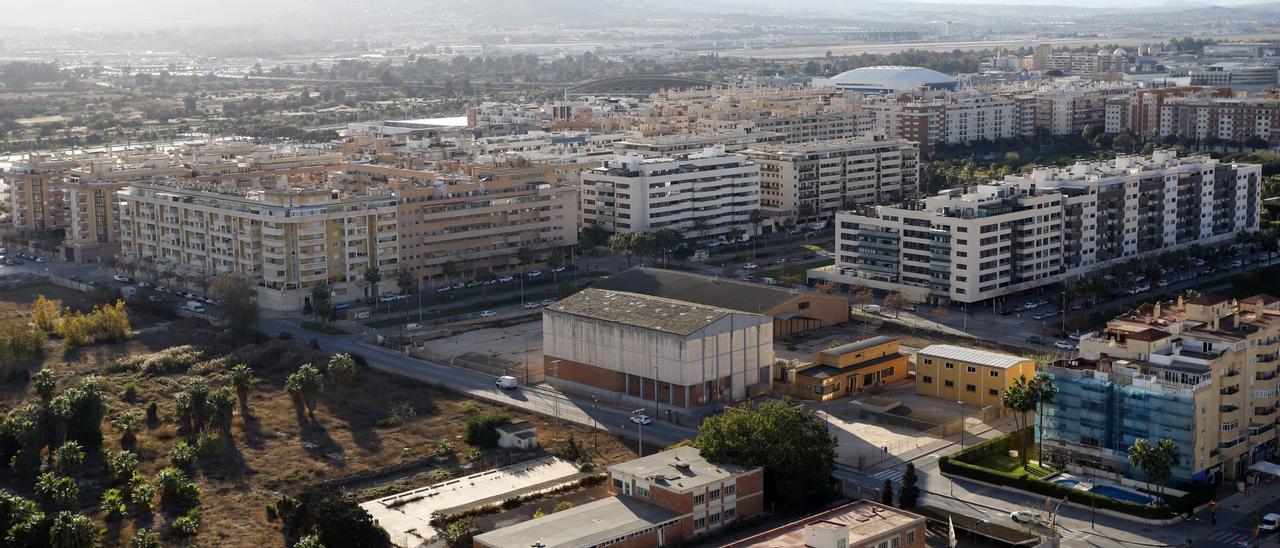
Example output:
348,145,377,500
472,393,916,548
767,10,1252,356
631,408,646,457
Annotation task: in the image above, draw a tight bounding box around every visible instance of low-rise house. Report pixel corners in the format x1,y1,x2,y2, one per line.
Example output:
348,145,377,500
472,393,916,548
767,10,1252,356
790,336,909,401
726,499,926,548
914,345,1036,407
495,421,539,450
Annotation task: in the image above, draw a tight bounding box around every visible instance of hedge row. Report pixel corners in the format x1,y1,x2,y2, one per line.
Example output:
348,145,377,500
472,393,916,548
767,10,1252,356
951,426,1033,464
940,455,1216,520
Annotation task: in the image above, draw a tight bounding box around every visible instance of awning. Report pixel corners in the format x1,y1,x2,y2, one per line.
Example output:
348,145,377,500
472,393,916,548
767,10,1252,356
1249,461,1280,477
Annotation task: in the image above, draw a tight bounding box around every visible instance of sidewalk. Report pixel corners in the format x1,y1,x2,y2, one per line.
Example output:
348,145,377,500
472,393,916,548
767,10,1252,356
1219,476,1280,516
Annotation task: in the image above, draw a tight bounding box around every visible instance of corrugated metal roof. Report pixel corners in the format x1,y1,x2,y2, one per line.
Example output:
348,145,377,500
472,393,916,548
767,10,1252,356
546,288,766,336
917,344,1028,369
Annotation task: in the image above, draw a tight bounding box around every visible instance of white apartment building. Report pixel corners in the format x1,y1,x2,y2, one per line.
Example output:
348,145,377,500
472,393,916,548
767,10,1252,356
580,147,761,241
861,92,1028,149
117,184,399,311
816,151,1261,304
744,137,920,224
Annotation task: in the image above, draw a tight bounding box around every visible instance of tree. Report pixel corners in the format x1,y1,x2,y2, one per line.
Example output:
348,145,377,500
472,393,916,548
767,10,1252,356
897,463,920,509
295,535,327,548
129,529,161,548
49,511,95,548
279,486,390,548
32,369,57,402
441,260,459,287
1027,372,1057,461
440,517,475,547
32,296,59,333
1113,133,1135,153
206,386,236,433
608,233,635,267
209,274,259,335
327,353,359,389
396,269,416,295
286,364,325,420
1000,375,1036,468
110,411,142,445
516,247,536,275
309,283,333,324
579,224,609,248
36,472,79,511
883,292,907,318
695,399,837,510
230,363,254,410
0,491,45,547
881,479,895,506
1127,438,1155,496
362,267,382,297
53,441,84,477
106,450,139,483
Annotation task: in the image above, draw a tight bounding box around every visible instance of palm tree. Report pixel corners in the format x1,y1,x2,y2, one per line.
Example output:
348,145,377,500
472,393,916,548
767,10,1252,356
1128,438,1155,496
396,269,416,295
1027,372,1057,462
363,266,382,298
285,364,324,421
327,353,359,389
1000,375,1036,468
230,363,253,410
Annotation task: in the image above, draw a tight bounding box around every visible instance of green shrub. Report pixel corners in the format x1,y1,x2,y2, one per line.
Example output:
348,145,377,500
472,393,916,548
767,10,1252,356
129,528,160,548
195,429,225,459
465,412,510,449
459,402,482,416
122,381,138,402
145,401,158,423
169,508,201,536
169,441,196,470
435,440,454,457
101,488,127,520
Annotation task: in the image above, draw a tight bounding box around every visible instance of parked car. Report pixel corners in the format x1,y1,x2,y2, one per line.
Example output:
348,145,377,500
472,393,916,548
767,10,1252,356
1027,335,1049,345
155,286,169,293
69,275,83,283
526,270,542,279
1261,513,1280,532
333,303,352,310
498,276,515,283
551,266,567,273
435,286,452,293
743,263,758,270
479,310,497,318
496,376,518,390
1053,340,1077,350
902,304,918,312
630,414,653,425
113,274,131,283
34,257,45,263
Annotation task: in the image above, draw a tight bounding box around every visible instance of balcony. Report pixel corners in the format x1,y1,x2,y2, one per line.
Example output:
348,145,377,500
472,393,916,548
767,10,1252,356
1221,404,1240,413
1224,369,1241,378
1259,372,1278,381
1221,386,1240,396
1256,407,1277,416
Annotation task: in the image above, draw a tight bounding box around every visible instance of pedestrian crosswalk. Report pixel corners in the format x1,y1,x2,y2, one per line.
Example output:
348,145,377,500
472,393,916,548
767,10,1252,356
872,467,905,483
1203,530,1252,545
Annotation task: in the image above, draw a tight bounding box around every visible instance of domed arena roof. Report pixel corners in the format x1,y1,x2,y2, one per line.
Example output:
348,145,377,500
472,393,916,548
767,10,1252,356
827,65,958,94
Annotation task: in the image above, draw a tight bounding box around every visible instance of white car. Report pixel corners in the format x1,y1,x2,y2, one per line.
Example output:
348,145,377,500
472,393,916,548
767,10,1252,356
1010,511,1041,524
551,266,567,273
630,414,653,425
743,263,758,270
479,310,497,318
1261,513,1280,532
498,276,515,283
1053,340,1077,350
113,275,131,283
526,271,542,278
34,257,46,263
902,304,918,312
523,302,542,309
541,299,556,306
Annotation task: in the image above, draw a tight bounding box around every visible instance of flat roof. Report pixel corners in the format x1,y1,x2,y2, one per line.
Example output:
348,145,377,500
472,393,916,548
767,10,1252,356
547,288,766,336
916,345,1029,369
821,336,897,357
727,499,925,547
801,353,904,380
473,495,679,548
608,446,756,491
592,267,846,316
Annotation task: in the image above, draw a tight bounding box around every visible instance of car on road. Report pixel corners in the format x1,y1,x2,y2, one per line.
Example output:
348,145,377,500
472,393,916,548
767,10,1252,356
526,270,542,279
1261,513,1280,532
551,266,566,273
523,301,542,309
483,279,498,285
333,303,352,310
902,304,918,312
743,263,758,270
435,286,452,293
1027,335,1048,345
479,310,497,318
1053,340,1077,350
113,274,131,283
496,376,518,390
1010,511,1041,524
630,414,653,425
498,276,515,283
540,299,556,306
34,257,45,263
137,281,152,288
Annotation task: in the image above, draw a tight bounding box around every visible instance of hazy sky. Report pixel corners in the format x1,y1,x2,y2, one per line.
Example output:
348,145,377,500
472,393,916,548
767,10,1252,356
3,0,1277,28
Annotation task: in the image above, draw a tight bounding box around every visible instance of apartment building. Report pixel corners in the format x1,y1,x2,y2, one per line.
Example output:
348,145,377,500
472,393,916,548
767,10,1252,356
914,345,1036,407
7,155,81,234
378,161,578,286
815,151,1260,304
474,446,764,548
581,147,761,242
728,499,926,548
62,176,130,264
1190,63,1279,91
542,288,774,408
1159,97,1280,146
745,138,919,223
1033,83,1133,135
632,86,875,142
117,184,398,311
863,92,1027,150
1104,86,1232,138
1044,293,1280,484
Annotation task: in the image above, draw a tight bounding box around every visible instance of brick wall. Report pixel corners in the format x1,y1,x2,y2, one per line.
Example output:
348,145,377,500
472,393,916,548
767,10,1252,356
544,356,626,391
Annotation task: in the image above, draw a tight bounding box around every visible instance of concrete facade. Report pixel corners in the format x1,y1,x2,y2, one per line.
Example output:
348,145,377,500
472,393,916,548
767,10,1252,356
746,137,919,224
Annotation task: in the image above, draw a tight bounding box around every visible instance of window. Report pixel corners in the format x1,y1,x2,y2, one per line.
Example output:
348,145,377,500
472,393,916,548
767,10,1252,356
989,388,999,396
613,478,623,489
944,380,955,387
709,489,721,500
709,512,721,524
923,358,933,365
725,484,735,495
944,362,955,369
799,301,810,310
989,370,999,377
725,508,736,519
923,375,933,384
837,540,847,548
891,538,900,548
907,530,916,544
694,493,705,504
966,384,976,392
637,486,649,497
694,517,705,528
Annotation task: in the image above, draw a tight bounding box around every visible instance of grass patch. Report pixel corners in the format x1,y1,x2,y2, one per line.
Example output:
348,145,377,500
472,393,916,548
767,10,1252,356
802,244,824,252
300,321,349,335
757,258,834,280
973,454,1055,479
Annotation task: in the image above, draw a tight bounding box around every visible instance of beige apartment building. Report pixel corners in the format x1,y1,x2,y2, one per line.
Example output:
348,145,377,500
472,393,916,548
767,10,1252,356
63,176,130,264
1046,293,1280,484
345,160,579,286
745,137,919,224
7,155,80,234
117,183,398,311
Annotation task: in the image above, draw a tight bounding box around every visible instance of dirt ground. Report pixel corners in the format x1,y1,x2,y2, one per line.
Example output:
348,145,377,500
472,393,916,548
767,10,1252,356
422,320,546,381
0,297,640,547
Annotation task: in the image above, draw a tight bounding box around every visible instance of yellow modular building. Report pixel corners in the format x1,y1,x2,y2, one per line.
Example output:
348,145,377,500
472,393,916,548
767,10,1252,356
792,336,909,401
914,345,1035,406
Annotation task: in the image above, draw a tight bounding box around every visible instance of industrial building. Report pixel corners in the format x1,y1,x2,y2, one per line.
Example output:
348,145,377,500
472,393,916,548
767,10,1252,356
542,288,774,409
